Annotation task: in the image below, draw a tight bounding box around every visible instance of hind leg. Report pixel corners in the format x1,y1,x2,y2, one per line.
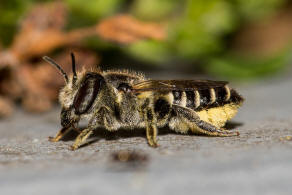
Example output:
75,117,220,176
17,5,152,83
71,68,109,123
170,105,239,136
144,107,159,147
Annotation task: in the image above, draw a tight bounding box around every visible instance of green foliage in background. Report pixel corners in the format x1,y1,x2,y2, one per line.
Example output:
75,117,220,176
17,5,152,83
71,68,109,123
0,0,289,79
127,0,237,63
207,48,292,80
0,0,32,46
234,0,285,20
126,0,290,79
65,0,125,28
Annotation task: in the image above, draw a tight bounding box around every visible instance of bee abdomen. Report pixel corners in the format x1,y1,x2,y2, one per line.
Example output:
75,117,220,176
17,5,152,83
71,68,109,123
213,85,244,106
186,90,200,108
172,90,200,108
172,85,243,110
215,85,230,102
172,90,182,105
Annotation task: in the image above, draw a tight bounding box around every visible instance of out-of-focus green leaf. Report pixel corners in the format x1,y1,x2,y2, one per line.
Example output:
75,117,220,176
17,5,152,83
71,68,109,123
126,40,171,64
206,47,292,80
131,0,179,20
0,0,34,46
126,0,238,64
0,0,289,80
234,0,285,20
65,0,122,19
170,0,236,58
65,0,124,28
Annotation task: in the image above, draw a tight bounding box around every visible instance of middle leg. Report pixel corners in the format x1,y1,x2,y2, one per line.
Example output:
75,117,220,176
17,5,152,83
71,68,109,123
144,107,158,147
70,128,94,150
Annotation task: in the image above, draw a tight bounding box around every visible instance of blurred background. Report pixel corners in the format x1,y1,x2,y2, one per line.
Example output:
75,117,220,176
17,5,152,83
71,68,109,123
0,0,292,117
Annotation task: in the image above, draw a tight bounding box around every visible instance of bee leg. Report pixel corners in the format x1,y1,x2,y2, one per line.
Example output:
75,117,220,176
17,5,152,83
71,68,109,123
172,105,239,136
146,124,158,147
144,108,159,147
194,120,239,136
49,126,71,142
70,128,94,150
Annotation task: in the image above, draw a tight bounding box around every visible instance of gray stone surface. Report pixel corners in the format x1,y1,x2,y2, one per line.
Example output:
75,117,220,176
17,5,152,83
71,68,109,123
0,76,292,195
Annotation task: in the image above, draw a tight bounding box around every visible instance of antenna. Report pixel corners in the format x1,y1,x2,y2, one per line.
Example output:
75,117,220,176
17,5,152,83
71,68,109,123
71,52,77,84
43,56,69,83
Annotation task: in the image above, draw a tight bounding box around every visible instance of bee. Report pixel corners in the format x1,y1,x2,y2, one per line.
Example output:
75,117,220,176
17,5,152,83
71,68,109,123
43,53,244,150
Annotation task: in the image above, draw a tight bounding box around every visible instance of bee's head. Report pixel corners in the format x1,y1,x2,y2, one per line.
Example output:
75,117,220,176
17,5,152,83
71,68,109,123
43,53,104,127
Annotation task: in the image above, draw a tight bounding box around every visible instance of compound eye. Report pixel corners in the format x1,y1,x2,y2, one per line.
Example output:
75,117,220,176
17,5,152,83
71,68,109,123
73,73,104,115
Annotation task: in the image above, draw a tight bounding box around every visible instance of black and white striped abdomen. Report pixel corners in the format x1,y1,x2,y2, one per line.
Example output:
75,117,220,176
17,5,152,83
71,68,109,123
171,85,243,111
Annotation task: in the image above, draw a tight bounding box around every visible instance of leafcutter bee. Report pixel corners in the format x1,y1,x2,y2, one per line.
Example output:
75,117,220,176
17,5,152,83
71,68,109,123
43,53,244,150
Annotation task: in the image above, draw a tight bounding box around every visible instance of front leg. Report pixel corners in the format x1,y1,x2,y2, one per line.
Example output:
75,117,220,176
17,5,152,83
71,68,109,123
49,125,81,142
50,107,81,142
49,126,71,142
70,106,119,150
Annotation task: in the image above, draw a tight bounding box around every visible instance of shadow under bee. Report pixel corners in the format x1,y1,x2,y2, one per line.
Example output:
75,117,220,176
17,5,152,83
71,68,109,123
224,121,243,130
60,126,176,142
60,121,242,145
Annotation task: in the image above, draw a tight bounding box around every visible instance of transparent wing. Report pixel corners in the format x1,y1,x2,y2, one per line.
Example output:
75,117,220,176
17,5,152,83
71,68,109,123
132,80,228,92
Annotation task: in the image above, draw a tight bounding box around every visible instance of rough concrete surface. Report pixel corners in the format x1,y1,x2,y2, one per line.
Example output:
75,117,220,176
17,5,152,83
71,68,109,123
0,76,292,195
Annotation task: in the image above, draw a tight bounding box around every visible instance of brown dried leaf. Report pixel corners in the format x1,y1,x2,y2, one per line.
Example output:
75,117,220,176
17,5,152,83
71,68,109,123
96,15,166,44
0,51,19,69
0,67,23,99
232,6,292,57
20,2,67,31
22,92,52,113
10,2,68,61
0,96,14,118
0,5,168,116
12,30,65,61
